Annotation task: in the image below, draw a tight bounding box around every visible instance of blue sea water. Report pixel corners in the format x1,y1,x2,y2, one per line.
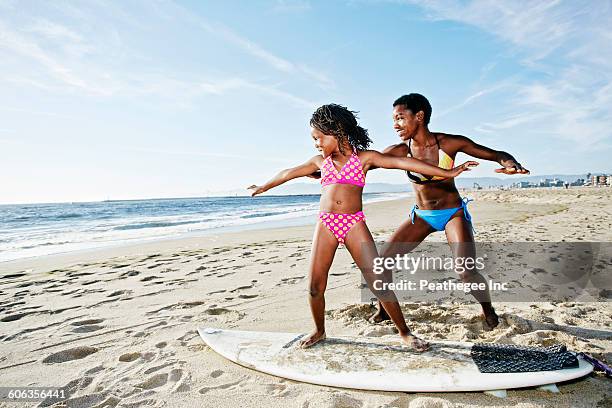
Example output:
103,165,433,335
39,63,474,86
0,193,408,262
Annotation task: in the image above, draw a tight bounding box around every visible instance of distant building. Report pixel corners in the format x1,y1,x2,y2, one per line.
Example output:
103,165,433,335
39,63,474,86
570,178,585,186
589,174,611,186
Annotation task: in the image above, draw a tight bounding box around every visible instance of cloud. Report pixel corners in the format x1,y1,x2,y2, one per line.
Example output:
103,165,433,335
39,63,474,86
437,81,512,117
0,2,321,109
165,1,334,89
401,0,612,149
0,20,108,95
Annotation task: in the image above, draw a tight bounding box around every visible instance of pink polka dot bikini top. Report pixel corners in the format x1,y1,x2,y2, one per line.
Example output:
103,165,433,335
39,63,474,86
320,148,366,187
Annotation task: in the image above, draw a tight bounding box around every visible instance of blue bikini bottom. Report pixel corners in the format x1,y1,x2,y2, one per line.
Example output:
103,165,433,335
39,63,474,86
410,197,474,232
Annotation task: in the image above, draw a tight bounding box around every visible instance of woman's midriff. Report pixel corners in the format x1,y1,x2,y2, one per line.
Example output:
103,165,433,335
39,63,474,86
413,179,463,210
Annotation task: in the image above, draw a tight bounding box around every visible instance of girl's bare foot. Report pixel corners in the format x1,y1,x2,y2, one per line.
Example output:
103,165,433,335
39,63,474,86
299,331,326,348
400,333,430,352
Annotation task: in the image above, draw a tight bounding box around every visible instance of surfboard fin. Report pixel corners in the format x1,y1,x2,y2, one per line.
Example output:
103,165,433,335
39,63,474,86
537,383,560,393
484,389,507,398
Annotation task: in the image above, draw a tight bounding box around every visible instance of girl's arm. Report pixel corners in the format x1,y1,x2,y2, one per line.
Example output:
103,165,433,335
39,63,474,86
365,151,478,178
248,155,321,196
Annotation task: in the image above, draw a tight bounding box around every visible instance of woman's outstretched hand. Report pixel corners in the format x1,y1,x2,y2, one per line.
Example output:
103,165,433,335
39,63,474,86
247,185,266,197
495,159,529,174
450,160,479,177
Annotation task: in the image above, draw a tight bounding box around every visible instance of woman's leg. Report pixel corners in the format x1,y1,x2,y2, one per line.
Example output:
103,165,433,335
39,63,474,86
445,210,499,329
372,215,434,322
299,220,339,348
344,220,429,351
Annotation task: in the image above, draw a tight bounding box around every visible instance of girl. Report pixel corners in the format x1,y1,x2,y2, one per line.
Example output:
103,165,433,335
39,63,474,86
248,104,477,350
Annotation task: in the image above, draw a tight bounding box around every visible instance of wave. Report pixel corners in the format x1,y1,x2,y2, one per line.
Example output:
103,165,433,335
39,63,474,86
113,219,204,231
240,211,288,219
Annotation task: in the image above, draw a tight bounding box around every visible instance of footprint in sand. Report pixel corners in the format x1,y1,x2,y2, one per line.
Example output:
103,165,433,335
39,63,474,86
0,301,27,313
230,284,253,293
67,271,95,278
277,276,305,286
119,352,141,362
205,307,232,315
72,325,104,333
265,383,291,397
198,379,242,394
210,369,224,378
147,263,164,269
136,373,168,390
43,346,99,363
1,312,35,322
71,318,105,326
111,264,131,269
119,270,140,278
144,362,176,375
2,272,27,279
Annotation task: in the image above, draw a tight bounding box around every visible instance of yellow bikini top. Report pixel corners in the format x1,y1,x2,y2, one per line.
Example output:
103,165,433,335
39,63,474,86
406,134,454,184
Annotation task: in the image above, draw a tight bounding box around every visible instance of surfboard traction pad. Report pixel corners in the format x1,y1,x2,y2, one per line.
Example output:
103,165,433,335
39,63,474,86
199,328,594,397
471,343,579,373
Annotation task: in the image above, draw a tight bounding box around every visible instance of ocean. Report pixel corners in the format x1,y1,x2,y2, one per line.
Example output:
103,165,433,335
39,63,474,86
0,193,409,262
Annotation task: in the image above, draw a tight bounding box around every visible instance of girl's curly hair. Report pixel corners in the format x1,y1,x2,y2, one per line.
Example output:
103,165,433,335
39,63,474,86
310,104,372,154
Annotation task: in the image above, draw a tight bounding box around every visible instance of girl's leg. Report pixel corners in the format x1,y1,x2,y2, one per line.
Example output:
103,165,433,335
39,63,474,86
344,220,430,351
372,215,434,322
445,210,499,329
299,221,339,348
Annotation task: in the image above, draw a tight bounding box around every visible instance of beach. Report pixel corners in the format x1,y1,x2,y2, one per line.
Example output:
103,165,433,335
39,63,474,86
1,187,611,408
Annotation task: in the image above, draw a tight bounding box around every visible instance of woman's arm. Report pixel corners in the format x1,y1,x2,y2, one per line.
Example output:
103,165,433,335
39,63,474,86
248,155,321,196
365,150,478,178
451,134,529,174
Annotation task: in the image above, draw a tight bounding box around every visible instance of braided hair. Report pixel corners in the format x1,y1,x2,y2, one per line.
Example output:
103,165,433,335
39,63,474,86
310,104,372,154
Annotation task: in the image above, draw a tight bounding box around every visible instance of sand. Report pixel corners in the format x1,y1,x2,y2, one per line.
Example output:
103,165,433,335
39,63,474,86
0,187,610,408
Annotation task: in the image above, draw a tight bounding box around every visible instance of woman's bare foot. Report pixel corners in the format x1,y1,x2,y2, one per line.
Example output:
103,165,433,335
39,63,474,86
400,333,430,352
483,311,499,330
369,305,391,323
481,305,499,330
299,331,326,348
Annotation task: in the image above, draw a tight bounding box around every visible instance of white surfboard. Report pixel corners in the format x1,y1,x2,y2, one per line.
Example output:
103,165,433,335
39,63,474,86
198,327,593,393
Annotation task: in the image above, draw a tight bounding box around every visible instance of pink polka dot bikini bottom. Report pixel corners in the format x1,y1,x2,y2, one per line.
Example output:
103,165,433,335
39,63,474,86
318,211,366,244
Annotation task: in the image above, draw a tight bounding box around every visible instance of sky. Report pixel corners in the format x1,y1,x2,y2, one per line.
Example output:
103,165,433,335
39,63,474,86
1,0,611,204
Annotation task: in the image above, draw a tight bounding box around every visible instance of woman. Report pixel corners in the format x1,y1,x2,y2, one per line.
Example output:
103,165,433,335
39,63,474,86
371,93,529,329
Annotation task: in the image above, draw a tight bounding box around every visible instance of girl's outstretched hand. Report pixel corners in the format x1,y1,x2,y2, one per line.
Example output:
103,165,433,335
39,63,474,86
450,161,479,177
247,185,266,197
